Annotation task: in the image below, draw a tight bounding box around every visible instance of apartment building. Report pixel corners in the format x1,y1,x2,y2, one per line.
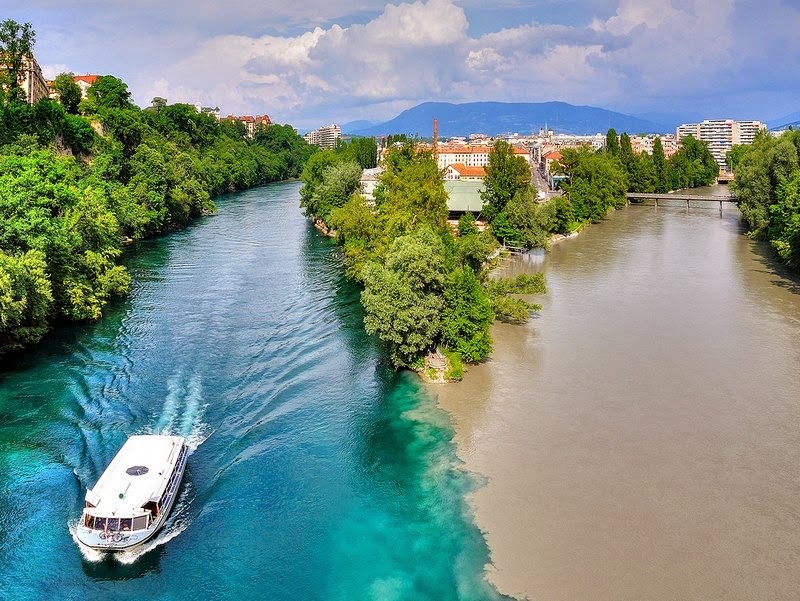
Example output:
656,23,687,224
676,119,766,168
304,124,342,149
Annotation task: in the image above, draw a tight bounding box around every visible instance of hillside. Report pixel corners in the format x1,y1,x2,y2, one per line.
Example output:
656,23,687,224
347,101,669,137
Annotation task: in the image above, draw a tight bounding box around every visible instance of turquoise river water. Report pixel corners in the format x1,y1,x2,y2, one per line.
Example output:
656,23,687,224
0,182,508,601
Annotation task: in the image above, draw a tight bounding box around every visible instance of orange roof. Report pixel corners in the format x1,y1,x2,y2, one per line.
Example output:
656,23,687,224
73,74,99,84
543,150,562,160
239,115,255,122
449,164,485,177
438,145,491,154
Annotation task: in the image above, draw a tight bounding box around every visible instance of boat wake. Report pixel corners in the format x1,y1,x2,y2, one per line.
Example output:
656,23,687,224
151,370,211,452
72,370,209,564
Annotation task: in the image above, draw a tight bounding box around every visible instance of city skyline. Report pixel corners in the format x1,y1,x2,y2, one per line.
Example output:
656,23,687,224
10,0,800,129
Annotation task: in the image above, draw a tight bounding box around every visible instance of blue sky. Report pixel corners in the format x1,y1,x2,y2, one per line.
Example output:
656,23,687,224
6,0,800,129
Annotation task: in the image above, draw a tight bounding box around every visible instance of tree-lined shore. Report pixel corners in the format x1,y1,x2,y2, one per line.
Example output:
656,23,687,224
0,21,313,357
731,129,800,269
299,128,722,377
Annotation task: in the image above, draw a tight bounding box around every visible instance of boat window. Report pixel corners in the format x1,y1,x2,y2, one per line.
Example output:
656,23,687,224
107,518,120,532
120,518,132,531
93,517,106,530
132,515,148,530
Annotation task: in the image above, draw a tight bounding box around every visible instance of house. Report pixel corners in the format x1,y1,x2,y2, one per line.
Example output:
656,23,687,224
359,167,382,202
443,163,486,181
72,74,99,99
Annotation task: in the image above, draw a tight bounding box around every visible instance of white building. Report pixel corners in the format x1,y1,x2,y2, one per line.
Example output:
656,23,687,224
676,119,766,169
304,124,342,149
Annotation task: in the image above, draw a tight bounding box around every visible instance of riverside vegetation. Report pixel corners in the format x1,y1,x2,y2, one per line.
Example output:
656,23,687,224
300,131,719,377
0,21,313,357
730,129,800,269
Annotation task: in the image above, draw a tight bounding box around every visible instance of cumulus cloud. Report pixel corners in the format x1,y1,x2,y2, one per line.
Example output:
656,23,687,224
25,0,800,127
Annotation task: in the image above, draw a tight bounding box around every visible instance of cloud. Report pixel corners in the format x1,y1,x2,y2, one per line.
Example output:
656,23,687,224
24,0,800,127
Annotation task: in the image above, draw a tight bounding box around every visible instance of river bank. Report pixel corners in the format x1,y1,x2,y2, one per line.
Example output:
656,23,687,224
432,199,800,600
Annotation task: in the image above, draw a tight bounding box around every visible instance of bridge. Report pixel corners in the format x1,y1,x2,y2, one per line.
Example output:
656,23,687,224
626,192,737,212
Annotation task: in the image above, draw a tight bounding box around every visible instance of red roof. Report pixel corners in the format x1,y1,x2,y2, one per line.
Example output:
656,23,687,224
73,74,99,84
543,150,562,160
449,164,485,177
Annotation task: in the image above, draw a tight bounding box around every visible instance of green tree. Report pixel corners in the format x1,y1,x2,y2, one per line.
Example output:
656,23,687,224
557,147,627,222
652,136,668,193
441,267,493,362
52,73,82,114
667,135,718,190
81,75,132,113
605,128,619,156
0,20,35,104
481,140,532,222
0,248,52,353
377,143,447,237
361,227,446,367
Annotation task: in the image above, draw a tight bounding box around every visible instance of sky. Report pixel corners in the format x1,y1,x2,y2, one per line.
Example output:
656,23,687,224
6,0,800,129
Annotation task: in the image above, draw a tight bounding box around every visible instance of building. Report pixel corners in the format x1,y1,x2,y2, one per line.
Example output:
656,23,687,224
629,134,679,158
359,167,382,202
444,180,484,219
443,164,485,180
224,114,272,138
676,119,766,169
436,144,531,170
0,53,49,104
304,124,342,149
72,74,99,99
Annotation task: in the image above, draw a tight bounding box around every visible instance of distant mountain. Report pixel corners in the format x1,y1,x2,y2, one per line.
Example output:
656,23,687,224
342,119,378,133
349,101,669,137
767,112,800,130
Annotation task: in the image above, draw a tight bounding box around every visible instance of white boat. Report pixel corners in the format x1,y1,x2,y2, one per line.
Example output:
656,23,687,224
75,434,188,552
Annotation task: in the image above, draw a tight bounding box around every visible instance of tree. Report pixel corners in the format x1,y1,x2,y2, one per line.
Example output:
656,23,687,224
557,147,628,222
441,267,493,362
52,73,82,114
0,20,35,104
310,160,363,223
605,128,619,156
481,140,532,222
81,75,132,113
377,143,448,237
667,135,718,190
652,136,668,193
361,227,446,367
0,249,52,353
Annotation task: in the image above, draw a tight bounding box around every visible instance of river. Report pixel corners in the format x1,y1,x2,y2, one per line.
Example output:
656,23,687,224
436,185,800,600
0,182,507,601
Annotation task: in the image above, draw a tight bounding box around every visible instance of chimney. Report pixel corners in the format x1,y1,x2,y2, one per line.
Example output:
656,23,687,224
433,118,439,163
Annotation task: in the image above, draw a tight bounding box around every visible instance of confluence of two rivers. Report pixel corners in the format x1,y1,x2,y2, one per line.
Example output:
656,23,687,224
1,182,799,600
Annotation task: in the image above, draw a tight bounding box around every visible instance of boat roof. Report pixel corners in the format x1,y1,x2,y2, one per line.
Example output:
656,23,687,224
85,435,185,517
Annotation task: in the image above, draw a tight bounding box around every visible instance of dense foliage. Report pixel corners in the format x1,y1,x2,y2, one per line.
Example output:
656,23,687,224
301,141,547,372
732,129,800,268
551,130,719,227
0,21,313,355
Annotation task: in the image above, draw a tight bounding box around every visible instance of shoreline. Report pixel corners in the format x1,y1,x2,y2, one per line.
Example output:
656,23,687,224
431,322,529,598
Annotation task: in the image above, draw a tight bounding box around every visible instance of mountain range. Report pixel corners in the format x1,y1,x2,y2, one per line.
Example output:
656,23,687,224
345,101,672,138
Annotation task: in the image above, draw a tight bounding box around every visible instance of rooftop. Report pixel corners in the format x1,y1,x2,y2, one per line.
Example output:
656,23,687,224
86,435,184,517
